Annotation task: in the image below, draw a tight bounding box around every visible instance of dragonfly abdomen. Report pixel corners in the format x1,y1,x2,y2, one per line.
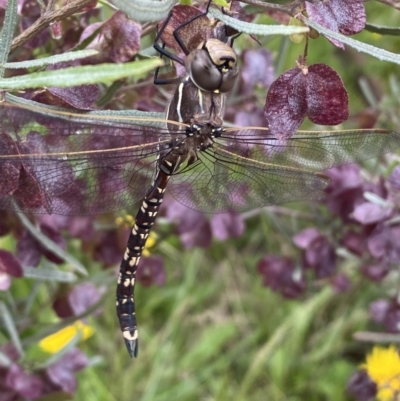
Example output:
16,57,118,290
116,167,170,357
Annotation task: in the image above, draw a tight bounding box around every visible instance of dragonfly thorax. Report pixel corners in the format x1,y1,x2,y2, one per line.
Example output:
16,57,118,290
185,38,238,93
158,125,216,175
167,79,227,128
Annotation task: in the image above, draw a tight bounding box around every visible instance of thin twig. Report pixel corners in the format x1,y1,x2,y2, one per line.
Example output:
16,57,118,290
353,331,400,343
11,0,95,52
242,205,316,220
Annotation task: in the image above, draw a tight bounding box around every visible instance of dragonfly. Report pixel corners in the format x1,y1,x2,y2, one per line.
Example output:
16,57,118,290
1,2,400,358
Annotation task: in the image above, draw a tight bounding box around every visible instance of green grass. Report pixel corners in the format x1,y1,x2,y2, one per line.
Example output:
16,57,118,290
70,214,376,401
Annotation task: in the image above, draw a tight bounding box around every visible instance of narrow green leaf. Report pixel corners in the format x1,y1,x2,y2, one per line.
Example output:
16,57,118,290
213,0,230,7
305,18,400,66
209,8,309,36
109,0,177,22
236,288,334,399
0,0,18,78
17,213,88,276
5,93,166,127
0,302,24,358
23,267,78,283
365,23,400,36
0,58,163,90
3,49,99,69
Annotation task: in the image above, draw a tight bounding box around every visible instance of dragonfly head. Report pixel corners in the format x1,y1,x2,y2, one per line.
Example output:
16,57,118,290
185,38,238,94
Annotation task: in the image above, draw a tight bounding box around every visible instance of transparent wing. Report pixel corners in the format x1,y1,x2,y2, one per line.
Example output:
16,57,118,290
218,127,400,171
2,102,399,216
0,102,186,215
168,127,400,213
169,145,329,213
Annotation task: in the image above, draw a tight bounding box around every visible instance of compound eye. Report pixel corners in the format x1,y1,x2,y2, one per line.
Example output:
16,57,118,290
219,67,238,93
186,49,222,92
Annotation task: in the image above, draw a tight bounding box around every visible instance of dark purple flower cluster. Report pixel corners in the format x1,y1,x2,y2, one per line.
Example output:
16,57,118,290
0,344,88,401
305,0,366,48
258,163,400,300
257,255,305,298
347,370,377,401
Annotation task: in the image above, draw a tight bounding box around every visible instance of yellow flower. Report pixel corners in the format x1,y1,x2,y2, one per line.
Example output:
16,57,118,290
116,214,135,227
142,231,157,257
362,345,400,401
39,320,94,354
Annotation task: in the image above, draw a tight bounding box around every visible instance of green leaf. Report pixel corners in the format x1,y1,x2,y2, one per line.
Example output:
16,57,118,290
305,17,400,66
0,302,24,358
0,0,18,78
109,0,177,22
17,213,88,276
0,58,163,90
3,49,99,69
365,23,400,36
181,322,237,368
22,267,78,283
4,93,166,127
213,0,230,7
209,8,309,36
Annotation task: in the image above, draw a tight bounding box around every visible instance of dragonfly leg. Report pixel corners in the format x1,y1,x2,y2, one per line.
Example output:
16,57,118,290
173,0,213,55
153,38,185,86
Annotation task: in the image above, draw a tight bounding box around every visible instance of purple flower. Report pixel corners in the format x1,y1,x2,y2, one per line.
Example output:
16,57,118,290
361,264,388,282
369,299,390,323
16,221,67,268
341,230,366,257
163,196,212,249
324,164,364,221
306,0,366,49
388,165,400,193
0,250,23,291
383,299,400,333
210,212,245,241
53,282,102,318
331,273,350,293
367,224,400,264
352,202,391,225
257,255,305,299
5,364,43,400
93,228,125,267
241,49,274,95
45,349,88,394
293,228,336,278
264,63,348,139
347,370,377,401
136,256,166,287
81,11,141,64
